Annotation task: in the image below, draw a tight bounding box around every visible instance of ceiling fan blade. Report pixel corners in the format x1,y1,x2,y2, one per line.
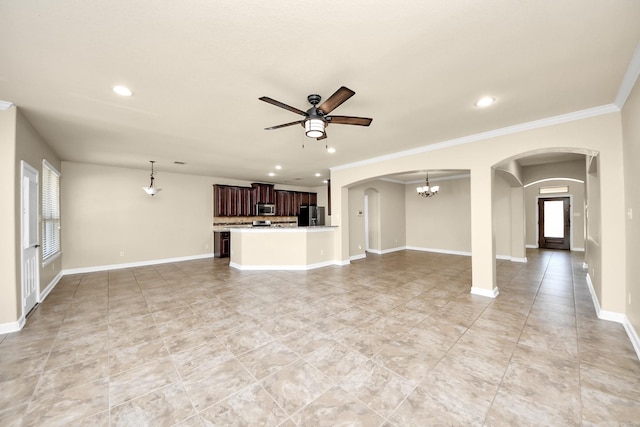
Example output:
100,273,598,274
259,97,307,116
265,120,304,130
317,132,327,141
327,115,373,126
317,86,355,114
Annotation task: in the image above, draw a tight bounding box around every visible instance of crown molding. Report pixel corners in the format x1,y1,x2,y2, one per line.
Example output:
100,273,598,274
615,40,640,108
331,104,619,173
0,100,14,110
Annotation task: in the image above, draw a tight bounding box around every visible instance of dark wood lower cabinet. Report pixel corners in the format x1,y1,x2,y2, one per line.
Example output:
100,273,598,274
214,231,230,258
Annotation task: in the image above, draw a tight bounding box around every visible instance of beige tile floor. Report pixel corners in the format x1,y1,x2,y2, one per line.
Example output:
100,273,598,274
1,249,639,426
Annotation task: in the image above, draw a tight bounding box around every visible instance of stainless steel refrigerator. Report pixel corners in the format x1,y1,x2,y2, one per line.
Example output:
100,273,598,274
299,206,325,226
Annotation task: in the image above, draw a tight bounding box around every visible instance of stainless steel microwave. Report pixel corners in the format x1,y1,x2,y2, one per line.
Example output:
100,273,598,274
256,203,276,216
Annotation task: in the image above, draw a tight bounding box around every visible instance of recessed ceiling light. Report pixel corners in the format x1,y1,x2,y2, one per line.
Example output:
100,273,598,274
475,96,495,108
113,85,133,97
315,173,321,177
323,180,328,184
268,172,275,177
275,165,282,170
327,147,336,154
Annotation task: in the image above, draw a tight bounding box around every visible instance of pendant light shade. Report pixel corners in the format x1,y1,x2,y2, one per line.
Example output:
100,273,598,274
142,160,162,196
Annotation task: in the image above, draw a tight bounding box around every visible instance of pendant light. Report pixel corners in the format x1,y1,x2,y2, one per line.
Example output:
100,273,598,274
416,172,439,198
142,161,162,196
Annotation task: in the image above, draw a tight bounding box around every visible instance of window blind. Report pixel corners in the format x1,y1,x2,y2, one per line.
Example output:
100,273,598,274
42,160,61,262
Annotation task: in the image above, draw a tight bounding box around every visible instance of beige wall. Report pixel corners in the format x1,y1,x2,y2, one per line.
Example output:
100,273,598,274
0,107,62,326
494,173,513,258
622,76,640,336
61,162,319,270
62,162,216,269
348,179,405,258
0,108,18,325
331,112,625,309
405,175,472,254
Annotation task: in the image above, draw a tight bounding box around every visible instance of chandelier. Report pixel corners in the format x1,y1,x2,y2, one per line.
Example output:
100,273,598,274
416,173,439,198
142,160,162,196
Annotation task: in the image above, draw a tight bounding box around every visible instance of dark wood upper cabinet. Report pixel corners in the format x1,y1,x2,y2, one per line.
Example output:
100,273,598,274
214,184,316,217
252,183,275,205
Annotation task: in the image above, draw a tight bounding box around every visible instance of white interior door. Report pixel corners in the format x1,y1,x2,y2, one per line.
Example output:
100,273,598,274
22,161,39,316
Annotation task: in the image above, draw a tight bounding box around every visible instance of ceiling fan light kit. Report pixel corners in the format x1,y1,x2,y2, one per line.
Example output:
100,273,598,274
259,86,372,141
305,118,325,138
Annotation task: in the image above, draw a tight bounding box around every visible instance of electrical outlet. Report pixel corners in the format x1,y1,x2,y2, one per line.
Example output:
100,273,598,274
205,243,209,249
320,249,324,255
628,208,633,220
358,244,362,250
120,251,125,257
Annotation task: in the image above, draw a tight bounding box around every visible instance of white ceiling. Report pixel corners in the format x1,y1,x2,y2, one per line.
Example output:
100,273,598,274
1,1,639,187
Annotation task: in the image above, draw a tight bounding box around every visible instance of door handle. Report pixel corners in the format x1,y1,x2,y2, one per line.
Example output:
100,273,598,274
34,244,40,248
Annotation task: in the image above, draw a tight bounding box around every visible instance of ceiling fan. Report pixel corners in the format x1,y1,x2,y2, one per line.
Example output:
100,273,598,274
259,86,373,140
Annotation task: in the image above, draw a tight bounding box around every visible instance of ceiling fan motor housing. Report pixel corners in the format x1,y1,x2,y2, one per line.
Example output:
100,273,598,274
307,94,322,106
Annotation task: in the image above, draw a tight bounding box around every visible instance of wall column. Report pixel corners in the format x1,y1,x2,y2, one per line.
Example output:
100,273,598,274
510,186,527,261
470,166,498,297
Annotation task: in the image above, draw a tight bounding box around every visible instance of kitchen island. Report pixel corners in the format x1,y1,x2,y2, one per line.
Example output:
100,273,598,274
229,226,339,270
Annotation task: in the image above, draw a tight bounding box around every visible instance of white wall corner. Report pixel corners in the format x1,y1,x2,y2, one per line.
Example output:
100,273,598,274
0,316,25,334
470,286,500,298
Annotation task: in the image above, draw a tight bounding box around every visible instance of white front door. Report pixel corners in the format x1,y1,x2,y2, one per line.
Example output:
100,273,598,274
21,161,39,316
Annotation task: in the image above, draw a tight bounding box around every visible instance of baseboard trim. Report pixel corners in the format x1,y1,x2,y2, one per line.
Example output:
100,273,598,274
0,316,25,334
62,253,214,275
229,260,342,271
510,257,528,263
39,271,63,303
349,253,367,261
623,316,640,362
405,246,472,257
470,286,500,298
381,246,407,255
572,247,585,252
586,273,640,361
525,244,538,249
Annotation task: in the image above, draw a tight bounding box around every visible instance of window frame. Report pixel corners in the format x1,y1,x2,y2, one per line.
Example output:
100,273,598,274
41,159,61,265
